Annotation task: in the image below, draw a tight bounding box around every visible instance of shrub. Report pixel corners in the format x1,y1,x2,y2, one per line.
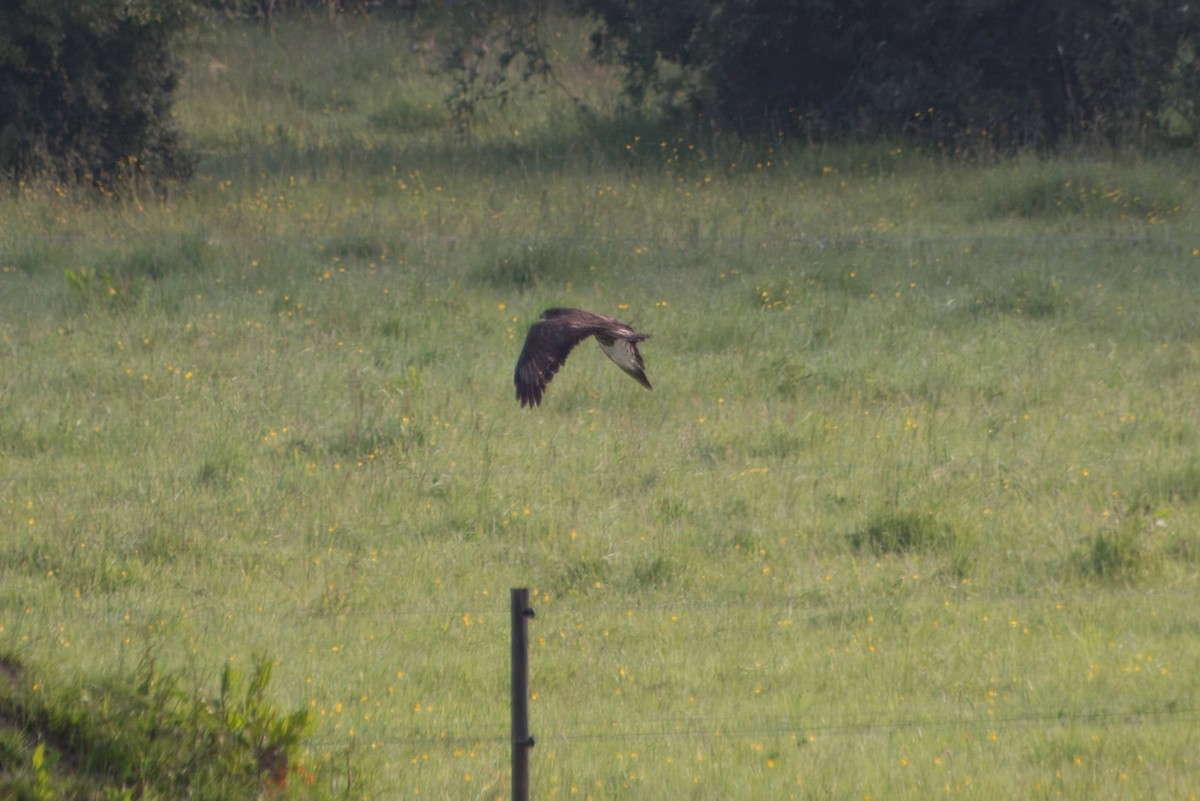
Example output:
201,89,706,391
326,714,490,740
0,0,196,188
0,653,321,800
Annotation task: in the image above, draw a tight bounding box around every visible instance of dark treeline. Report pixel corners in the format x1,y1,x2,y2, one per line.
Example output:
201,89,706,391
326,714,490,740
206,0,422,20
577,0,1200,150
2,0,1196,188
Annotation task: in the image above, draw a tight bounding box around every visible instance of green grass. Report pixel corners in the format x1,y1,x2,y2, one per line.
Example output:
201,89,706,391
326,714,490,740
2,9,1200,800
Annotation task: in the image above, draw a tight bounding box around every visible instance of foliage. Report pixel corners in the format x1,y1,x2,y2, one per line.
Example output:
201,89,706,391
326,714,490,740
441,0,560,130
577,0,1200,147
0,653,322,800
0,0,196,188
200,0,417,23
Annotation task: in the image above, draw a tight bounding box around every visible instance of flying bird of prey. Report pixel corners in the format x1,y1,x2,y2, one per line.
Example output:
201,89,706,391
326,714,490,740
514,308,653,407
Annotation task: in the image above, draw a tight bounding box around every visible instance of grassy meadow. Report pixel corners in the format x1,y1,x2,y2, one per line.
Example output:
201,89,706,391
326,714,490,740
3,9,1200,799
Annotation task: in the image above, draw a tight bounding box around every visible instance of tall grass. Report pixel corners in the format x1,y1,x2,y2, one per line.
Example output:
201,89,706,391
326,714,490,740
2,9,1199,799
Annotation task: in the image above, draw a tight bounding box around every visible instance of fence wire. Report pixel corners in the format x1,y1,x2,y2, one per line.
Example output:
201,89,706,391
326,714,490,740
301,704,1200,751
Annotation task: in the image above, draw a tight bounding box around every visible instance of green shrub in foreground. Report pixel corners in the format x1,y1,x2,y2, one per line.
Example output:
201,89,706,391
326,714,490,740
0,653,325,801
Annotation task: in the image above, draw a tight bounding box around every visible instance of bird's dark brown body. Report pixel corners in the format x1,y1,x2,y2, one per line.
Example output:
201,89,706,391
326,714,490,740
514,308,652,407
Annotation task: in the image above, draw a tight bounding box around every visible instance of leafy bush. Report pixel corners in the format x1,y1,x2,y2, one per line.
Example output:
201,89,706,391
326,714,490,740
0,0,196,188
441,0,557,130
0,653,323,801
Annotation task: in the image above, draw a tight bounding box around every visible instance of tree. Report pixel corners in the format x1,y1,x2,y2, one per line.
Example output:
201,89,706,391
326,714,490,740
0,0,196,188
577,0,1200,148
442,0,558,131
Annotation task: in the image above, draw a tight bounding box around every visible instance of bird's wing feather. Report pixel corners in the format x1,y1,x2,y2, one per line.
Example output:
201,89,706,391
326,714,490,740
514,317,602,407
597,336,652,390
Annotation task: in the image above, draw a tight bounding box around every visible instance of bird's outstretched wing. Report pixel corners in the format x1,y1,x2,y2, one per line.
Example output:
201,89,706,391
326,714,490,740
514,313,601,407
513,308,652,407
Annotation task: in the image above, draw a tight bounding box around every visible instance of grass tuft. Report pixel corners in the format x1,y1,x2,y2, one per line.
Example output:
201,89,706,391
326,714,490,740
624,555,676,591
970,271,1068,318
1136,461,1200,507
367,98,446,134
469,239,605,290
849,509,954,555
64,266,144,312
979,163,1186,222
1076,524,1151,584
554,555,609,595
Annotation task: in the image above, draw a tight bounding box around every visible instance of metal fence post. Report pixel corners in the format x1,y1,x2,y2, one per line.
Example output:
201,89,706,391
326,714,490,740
511,588,535,801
